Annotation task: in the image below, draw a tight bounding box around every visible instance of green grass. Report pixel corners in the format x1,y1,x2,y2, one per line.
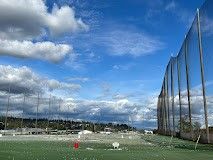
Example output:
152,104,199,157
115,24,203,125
0,135,213,160
141,134,213,150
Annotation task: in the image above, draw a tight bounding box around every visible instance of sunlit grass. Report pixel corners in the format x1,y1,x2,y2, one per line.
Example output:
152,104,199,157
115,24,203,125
0,134,213,160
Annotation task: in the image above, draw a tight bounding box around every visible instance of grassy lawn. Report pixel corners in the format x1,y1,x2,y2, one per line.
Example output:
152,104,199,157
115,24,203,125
0,135,213,160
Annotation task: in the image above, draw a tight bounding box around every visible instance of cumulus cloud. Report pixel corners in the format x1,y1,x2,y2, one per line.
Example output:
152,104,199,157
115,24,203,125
46,5,89,36
47,79,81,92
55,98,144,123
0,0,88,62
0,40,71,62
0,65,81,94
0,0,88,40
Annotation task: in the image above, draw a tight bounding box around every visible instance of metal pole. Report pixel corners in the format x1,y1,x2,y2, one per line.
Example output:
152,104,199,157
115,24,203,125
21,93,25,134
197,8,209,143
57,99,61,134
65,105,69,134
4,85,11,131
35,93,39,135
47,94,51,134
184,38,193,139
177,58,182,137
171,58,176,136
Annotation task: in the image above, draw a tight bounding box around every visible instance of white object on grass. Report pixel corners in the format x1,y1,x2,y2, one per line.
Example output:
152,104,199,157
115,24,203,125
0,134,2,137
144,130,153,134
78,130,92,135
13,133,16,137
112,142,119,149
195,135,201,150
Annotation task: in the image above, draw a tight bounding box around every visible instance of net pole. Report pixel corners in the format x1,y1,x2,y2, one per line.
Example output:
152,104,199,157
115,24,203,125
197,8,209,143
4,84,10,131
35,92,39,135
57,98,61,135
184,38,193,139
47,94,51,134
21,93,25,134
177,58,182,137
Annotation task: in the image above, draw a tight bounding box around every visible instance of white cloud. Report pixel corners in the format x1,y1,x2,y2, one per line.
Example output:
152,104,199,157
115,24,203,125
112,63,136,71
67,77,89,82
47,5,89,36
47,79,80,92
0,65,81,94
0,65,41,94
0,0,88,62
164,1,194,27
59,98,143,122
0,0,89,40
0,39,71,62
65,53,85,70
200,15,213,36
165,1,177,11
97,29,165,57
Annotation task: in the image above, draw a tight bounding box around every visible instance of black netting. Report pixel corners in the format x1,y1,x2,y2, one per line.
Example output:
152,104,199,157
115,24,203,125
186,16,206,141
200,0,213,143
172,58,180,133
157,0,213,143
168,61,174,135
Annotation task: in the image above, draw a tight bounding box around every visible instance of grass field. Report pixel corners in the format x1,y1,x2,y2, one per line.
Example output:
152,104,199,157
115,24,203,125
0,134,213,160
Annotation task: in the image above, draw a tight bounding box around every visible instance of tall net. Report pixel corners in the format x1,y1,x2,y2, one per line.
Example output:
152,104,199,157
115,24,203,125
158,0,213,143
200,0,213,143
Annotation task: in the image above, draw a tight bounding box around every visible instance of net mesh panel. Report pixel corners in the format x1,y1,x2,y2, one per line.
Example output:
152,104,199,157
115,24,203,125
0,94,7,114
168,61,173,135
163,79,167,134
158,94,164,133
172,58,180,133
160,88,165,134
0,92,62,129
165,71,170,134
0,94,8,126
178,43,191,139
186,16,206,140
200,0,213,143
159,95,164,133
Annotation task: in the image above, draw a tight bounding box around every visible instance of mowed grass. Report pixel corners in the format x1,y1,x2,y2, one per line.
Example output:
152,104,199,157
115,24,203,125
0,134,213,160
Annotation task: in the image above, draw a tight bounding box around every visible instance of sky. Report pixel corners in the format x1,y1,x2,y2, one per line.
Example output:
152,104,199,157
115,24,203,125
0,0,206,129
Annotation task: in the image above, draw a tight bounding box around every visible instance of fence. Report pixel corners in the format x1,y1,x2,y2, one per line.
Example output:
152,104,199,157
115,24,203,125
0,89,138,133
157,0,213,144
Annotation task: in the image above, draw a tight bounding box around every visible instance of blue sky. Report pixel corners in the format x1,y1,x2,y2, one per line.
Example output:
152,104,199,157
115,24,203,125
0,0,206,129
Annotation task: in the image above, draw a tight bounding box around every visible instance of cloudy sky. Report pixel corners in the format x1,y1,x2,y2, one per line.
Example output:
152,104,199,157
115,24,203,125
0,0,205,129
